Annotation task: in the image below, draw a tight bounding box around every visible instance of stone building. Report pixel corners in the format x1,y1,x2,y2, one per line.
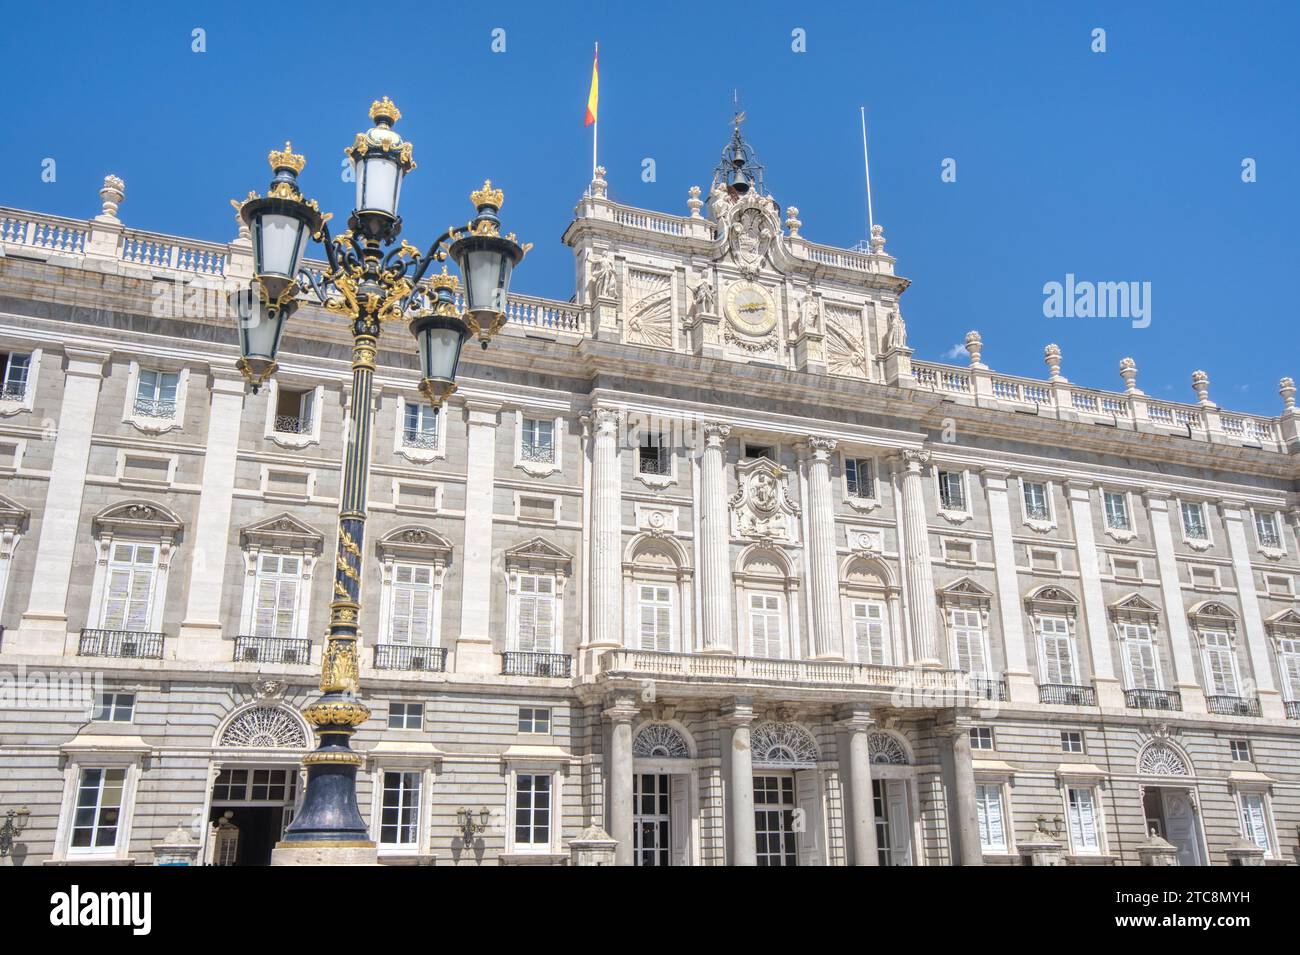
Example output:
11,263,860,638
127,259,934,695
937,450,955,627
0,129,1297,866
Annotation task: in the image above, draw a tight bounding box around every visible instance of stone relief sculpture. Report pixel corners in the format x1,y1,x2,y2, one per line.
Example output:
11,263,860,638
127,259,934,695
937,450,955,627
885,310,908,351
692,279,716,315
729,457,801,541
589,253,619,301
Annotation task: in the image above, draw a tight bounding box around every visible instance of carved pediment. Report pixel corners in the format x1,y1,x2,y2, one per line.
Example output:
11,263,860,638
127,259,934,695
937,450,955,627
376,524,453,563
1111,592,1161,620
1189,600,1236,622
1025,585,1078,616
93,500,183,541
939,576,993,604
729,457,800,542
504,537,574,572
240,512,325,555
1266,608,1300,632
0,493,30,531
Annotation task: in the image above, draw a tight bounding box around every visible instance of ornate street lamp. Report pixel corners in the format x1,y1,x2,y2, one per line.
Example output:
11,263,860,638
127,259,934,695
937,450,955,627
229,98,528,855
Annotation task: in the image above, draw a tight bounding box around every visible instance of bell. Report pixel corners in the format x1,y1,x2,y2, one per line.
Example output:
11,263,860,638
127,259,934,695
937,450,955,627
730,164,752,195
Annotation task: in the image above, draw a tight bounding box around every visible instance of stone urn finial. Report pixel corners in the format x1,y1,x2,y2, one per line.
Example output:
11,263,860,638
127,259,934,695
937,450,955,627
785,206,801,237
590,165,608,199
1044,343,1063,382
964,330,984,368
1281,376,1296,412
1191,369,1212,407
98,174,125,222
870,222,886,254
687,184,703,218
1119,357,1140,395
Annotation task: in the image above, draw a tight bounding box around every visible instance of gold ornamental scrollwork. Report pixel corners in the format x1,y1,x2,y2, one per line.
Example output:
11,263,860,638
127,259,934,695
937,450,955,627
302,699,370,728
319,639,361,694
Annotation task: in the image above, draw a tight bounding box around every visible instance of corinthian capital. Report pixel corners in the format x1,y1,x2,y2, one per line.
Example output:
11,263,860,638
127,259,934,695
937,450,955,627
591,405,623,434
803,435,838,460
702,421,731,447
900,447,931,472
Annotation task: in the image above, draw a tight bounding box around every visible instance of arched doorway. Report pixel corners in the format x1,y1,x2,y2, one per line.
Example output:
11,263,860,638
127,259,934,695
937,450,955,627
750,721,823,866
631,722,697,866
1137,740,1205,866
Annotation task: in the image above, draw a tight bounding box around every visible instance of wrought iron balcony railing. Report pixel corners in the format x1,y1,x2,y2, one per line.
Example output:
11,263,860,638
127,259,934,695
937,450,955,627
1207,694,1261,717
273,414,311,435
1285,701,1300,720
374,644,448,672
132,396,177,419
502,651,572,678
401,430,438,450
637,451,670,476
1024,503,1050,521
0,381,26,402
1124,688,1183,711
1039,683,1097,706
520,440,555,464
969,677,1008,702
233,635,311,665
78,628,164,659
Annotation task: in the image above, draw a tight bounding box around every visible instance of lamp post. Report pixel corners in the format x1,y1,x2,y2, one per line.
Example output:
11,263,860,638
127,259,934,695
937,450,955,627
230,98,528,855
0,807,29,858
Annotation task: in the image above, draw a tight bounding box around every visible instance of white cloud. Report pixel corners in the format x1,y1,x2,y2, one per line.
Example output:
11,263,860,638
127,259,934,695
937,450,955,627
942,343,966,360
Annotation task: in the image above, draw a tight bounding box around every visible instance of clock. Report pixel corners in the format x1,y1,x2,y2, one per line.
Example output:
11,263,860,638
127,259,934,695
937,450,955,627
724,281,776,337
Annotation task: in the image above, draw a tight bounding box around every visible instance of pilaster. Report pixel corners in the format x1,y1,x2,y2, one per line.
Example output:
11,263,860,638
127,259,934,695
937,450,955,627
1220,499,1285,718
981,468,1036,703
455,399,502,673
1144,492,1207,713
1064,480,1124,708
896,449,939,665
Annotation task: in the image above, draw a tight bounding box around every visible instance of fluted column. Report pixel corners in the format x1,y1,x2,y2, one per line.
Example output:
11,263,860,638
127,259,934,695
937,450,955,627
18,348,109,654
699,422,733,652
939,715,984,866
604,696,638,865
722,699,756,865
589,406,623,648
803,437,844,659
897,449,940,665
839,709,879,865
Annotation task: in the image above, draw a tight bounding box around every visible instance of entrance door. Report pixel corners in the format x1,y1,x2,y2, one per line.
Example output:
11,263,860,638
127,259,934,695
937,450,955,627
1161,790,1202,866
754,774,797,866
208,766,298,866
634,773,671,866
873,779,913,866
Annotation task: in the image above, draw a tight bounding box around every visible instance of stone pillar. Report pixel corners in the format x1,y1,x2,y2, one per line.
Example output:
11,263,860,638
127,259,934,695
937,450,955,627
1064,481,1124,707
897,449,940,665
1145,492,1207,713
18,348,109,653
1136,831,1179,866
568,824,618,866
604,697,638,866
722,700,756,865
588,407,623,649
699,422,734,652
982,468,1036,702
803,437,843,659
839,709,879,866
939,716,984,866
1221,500,1285,718
456,400,502,673
178,368,246,660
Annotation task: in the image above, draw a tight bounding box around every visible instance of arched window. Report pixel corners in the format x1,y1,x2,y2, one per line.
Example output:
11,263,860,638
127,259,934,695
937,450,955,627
735,546,800,659
1187,601,1243,700
88,501,184,637
217,705,310,749
840,556,899,666
750,721,819,769
623,535,692,653
868,731,910,765
632,722,692,759
237,513,324,642
1137,740,1190,777
375,526,452,650
1025,586,1081,687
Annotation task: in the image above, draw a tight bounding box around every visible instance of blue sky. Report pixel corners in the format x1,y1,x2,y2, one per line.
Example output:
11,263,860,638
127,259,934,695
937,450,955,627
2,1,1296,415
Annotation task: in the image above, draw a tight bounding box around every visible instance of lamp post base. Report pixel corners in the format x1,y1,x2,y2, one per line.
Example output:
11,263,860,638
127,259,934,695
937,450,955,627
271,842,378,866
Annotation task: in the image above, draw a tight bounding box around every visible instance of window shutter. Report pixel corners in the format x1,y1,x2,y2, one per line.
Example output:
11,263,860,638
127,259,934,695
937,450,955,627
1280,642,1300,699
103,567,132,630
254,576,277,637
391,586,413,644
1241,794,1269,851
1040,618,1074,684
1124,626,1158,689
535,595,555,653
300,389,315,425
1203,632,1238,696
517,594,537,651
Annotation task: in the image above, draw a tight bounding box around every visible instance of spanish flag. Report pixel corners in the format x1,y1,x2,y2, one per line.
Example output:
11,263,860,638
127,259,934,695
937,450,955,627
584,44,599,126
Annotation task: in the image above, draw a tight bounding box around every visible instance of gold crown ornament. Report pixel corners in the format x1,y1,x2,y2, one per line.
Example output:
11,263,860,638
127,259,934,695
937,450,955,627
369,96,402,124
268,141,306,174
471,179,505,209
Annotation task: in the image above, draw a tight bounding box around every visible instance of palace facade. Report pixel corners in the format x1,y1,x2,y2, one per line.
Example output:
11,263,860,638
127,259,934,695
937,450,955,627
1,129,1298,866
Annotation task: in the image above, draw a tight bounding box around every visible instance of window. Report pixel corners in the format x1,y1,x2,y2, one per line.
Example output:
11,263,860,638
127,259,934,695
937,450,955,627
845,458,874,499
100,543,158,631
950,609,987,676
851,600,888,665
0,351,30,400
389,563,435,646
1120,623,1161,690
211,767,296,802
1279,638,1300,701
638,432,669,476
1238,792,1272,854
975,783,1007,852
937,470,966,511
1103,491,1130,531
518,707,551,734
69,768,126,853
92,692,135,722
516,574,557,653
521,417,555,463
1180,501,1208,541
1255,511,1282,549
1060,730,1085,754
748,592,785,658
379,771,421,848
1201,630,1239,697
388,702,424,730
135,369,179,418
513,773,552,850
1022,481,1050,521
253,554,301,639
744,444,774,461
637,584,673,652
274,387,315,434
1066,787,1101,855
969,727,994,750
1230,739,1251,763
402,402,438,450
1038,616,1076,685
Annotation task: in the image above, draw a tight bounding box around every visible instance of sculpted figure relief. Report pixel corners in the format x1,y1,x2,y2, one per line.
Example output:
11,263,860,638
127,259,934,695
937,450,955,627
590,254,619,300
886,311,908,351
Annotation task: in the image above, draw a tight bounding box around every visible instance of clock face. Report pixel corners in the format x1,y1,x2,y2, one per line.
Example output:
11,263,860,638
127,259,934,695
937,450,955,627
724,281,776,336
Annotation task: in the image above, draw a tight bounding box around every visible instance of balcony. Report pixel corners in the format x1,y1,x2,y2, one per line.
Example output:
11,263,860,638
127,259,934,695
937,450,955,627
79,628,164,660
0,381,26,402
502,651,572,678
233,635,311,665
1285,701,1300,720
969,677,1008,702
374,644,448,672
637,451,670,476
520,441,554,464
401,429,438,451
1039,683,1097,706
1207,695,1262,717
132,396,177,419
1124,688,1183,711
273,414,311,435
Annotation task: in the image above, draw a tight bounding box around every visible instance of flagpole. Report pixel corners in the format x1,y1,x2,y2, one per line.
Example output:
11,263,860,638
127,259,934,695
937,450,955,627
592,41,599,180
860,105,874,234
